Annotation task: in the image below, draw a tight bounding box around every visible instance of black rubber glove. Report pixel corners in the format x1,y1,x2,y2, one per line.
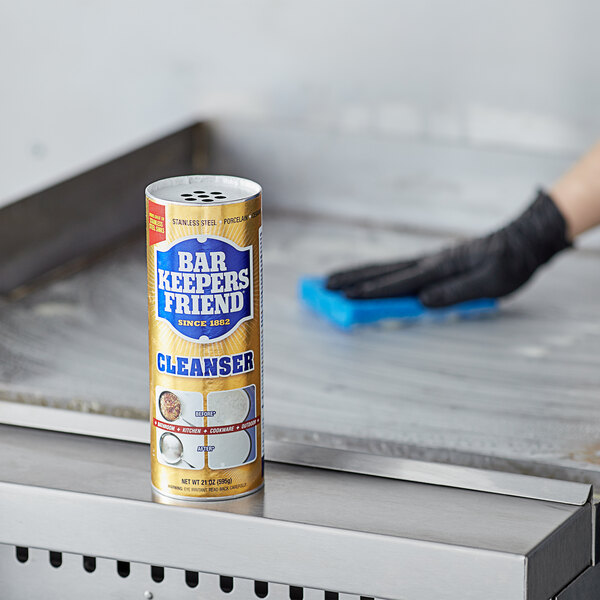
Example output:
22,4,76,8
326,190,571,307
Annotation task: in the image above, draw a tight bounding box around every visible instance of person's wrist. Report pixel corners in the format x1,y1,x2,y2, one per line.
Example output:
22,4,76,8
550,185,580,242
507,190,572,271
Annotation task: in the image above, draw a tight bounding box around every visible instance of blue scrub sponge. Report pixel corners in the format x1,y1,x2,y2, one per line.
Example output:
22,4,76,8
299,277,498,329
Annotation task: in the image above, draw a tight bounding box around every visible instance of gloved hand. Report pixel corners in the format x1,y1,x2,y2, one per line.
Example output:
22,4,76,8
326,190,572,307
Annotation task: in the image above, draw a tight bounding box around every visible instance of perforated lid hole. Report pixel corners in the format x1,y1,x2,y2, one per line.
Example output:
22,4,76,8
181,194,193,197
215,195,227,199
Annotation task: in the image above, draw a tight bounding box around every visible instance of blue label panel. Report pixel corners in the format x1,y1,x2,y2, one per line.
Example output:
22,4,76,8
156,236,252,342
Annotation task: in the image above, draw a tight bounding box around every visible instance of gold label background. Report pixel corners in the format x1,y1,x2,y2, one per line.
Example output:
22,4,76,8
146,195,263,499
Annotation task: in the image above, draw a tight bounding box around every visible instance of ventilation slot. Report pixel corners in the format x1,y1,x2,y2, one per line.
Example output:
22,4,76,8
83,556,96,573
290,586,304,600
185,570,199,588
220,575,234,593
49,551,62,568
7,546,378,599
15,546,28,563
254,580,269,597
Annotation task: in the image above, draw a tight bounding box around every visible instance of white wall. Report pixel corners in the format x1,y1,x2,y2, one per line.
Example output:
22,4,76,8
2,0,599,229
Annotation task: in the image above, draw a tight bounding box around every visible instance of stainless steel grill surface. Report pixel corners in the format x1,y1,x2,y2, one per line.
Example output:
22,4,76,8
1,214,600,483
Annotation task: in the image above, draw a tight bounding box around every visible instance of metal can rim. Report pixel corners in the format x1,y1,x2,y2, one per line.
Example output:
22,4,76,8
145,174,262,206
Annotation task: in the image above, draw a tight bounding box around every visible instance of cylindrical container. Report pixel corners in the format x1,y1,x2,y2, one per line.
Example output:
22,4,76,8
146,175,263,501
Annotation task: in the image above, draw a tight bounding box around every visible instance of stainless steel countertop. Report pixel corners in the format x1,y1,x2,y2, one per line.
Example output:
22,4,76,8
1,213,600,483
0,424,592,600
0,425,587,554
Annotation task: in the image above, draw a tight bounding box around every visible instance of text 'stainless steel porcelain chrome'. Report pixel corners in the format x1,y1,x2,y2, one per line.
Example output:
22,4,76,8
146,175,263,500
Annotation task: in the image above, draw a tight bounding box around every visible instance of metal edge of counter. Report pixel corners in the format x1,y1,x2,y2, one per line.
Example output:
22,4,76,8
0,477,533,600
0,401,591,506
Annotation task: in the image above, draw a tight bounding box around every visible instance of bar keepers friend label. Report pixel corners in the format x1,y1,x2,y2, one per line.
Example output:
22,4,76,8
156,236,253,342
146,176,263,501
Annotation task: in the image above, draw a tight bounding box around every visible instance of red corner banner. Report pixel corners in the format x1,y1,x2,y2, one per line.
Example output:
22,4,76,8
148,201,166,246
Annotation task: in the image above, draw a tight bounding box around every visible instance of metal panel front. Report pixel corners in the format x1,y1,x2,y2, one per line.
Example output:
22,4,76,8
0,426,593,600
0,481,528,600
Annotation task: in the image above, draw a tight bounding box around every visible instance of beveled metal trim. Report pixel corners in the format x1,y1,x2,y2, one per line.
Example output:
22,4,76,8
265,440,593,506
0,402,590,506
0,402,148,444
